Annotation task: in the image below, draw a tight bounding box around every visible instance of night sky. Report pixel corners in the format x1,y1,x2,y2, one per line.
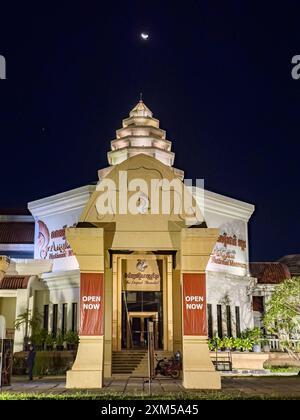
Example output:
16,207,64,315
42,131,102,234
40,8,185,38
1,1,300,262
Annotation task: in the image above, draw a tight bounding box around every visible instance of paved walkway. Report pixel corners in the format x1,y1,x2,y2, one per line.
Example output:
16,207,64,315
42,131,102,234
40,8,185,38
1,375,300,398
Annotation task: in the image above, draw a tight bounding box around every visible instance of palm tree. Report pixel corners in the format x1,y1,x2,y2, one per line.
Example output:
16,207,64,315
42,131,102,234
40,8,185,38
15,309,42,350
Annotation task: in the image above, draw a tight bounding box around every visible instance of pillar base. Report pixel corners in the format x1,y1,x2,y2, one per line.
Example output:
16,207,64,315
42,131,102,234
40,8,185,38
66,335,104,389
183,370,221,389
182,335,221,389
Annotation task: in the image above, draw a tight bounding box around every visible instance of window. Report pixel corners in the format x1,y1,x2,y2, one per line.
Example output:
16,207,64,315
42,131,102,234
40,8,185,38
52,304,58,337
253,296,264,313
235,306,241,337
217,304,223,338
207,304,213,338
62,303,67,334
43,305,49,331
72,303,78,332
226,305,232,337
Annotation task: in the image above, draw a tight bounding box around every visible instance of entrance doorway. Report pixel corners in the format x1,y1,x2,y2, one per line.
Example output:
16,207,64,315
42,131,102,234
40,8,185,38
126,312,158,349
112,253,174,352
121,290,163,349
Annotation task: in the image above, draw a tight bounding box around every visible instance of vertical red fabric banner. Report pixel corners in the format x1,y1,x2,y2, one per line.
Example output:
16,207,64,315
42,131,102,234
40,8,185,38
183,273,207,336
80,273,104,336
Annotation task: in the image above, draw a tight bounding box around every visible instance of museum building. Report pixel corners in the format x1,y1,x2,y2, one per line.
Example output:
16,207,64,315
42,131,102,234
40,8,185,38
0,100,261,388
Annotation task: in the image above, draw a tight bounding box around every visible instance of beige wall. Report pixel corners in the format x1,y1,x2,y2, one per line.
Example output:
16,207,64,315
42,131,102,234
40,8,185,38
0,297,16,329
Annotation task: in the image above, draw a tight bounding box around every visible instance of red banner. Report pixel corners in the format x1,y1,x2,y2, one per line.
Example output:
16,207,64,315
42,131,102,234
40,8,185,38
80,273,104,336
183,273,207,336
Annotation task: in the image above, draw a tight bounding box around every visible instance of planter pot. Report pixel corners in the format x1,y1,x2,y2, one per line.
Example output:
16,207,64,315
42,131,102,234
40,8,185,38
56,345,64,351
46,345,53,351
263,345,270,353
67,344,75,351
252,344,261,353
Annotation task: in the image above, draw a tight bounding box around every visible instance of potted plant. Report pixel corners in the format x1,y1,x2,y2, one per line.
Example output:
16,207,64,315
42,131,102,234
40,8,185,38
208,339,215,351
65,330,79,351
233,337,243,352
55,331,65,351
241,337,253,352
222,336,234,351
30,329,44,351
250,328,262,352
261,338,270,353
45,334,54,351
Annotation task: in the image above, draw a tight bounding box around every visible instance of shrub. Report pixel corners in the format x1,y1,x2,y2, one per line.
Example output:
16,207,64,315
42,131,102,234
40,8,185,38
222,336,234,350
12,352,27,375
13,351,76,376
45,334,54,350
55,330,64,349
241,327,262,345
30,328,48,350
32,352,74,375
64,330,79,350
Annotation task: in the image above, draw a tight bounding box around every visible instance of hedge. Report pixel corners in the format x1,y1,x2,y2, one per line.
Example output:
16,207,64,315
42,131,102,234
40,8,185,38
13,351,76,376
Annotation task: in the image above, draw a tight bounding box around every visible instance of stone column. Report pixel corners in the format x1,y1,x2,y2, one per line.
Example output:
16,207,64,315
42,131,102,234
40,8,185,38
66,228,105,389
181,228,221,389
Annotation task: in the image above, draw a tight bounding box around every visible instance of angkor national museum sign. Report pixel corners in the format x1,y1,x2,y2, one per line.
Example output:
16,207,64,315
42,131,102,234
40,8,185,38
37,220,74,260
206,219,248,276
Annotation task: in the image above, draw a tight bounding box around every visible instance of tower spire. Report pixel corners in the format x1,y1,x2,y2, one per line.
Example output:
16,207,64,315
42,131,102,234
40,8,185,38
139,92,143,102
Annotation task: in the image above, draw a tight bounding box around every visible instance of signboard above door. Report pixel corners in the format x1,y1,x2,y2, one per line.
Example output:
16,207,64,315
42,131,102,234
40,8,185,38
122,258,162,291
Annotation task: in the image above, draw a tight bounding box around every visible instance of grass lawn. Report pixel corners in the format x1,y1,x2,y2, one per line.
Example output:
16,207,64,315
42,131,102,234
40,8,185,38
0,392,299,400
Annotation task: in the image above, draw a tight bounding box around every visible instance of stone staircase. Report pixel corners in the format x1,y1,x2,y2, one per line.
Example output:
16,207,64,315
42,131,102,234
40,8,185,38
112,350,173,377
112,350,147,376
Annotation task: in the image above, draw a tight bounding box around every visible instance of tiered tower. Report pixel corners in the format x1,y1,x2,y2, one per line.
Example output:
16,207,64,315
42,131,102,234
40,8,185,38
98,100,184,180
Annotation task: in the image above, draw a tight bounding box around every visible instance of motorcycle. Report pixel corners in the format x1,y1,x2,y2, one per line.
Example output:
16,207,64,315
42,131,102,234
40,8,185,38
155,352,182,379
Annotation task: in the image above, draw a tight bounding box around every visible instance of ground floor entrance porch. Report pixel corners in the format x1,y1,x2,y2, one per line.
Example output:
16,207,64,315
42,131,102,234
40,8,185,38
65,226,221,390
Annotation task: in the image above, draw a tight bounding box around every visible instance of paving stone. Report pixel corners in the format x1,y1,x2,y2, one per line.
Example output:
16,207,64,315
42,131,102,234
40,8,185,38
1,375,299,398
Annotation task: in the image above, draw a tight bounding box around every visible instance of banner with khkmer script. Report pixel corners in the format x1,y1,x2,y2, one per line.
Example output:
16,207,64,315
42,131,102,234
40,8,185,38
122,258,162,291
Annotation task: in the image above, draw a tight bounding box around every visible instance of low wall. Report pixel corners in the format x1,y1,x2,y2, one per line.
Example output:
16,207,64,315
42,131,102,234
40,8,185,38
267,352,300,368
210,352,269,370
210,351,300,370
231,352,269,370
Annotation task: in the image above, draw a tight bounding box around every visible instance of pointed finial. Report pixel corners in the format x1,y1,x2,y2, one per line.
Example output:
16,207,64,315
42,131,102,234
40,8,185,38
139,92,143,102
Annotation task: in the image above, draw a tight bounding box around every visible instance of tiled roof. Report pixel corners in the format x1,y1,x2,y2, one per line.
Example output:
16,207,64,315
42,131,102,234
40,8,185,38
0,222,34,244
0,276,30,289
249,262,291,284
279,254,300,276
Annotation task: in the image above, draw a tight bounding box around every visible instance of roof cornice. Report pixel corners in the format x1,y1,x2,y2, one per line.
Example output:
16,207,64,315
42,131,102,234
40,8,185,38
41,269,79,290
28,185,96,218
190,187,255,221
0,215,34,222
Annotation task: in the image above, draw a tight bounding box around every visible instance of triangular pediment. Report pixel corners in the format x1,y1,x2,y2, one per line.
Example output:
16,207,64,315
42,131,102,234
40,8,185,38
80,154,204,230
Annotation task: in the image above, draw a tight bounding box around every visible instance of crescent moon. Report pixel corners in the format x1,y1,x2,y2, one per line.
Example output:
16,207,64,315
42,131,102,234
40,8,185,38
141,33,149,40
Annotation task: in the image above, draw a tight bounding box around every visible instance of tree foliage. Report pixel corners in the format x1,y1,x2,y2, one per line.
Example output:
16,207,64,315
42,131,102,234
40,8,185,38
14,309,42,336
263,277,300,340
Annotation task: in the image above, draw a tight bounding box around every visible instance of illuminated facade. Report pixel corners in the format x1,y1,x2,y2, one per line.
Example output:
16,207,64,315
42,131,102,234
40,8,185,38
0,101,257,389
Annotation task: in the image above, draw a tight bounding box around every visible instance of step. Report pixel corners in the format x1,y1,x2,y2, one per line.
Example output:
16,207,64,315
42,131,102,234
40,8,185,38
112,350,148,375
